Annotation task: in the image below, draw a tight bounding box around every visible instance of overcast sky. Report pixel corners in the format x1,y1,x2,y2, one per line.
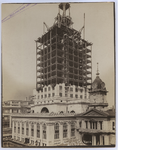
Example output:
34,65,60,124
2,3,115,107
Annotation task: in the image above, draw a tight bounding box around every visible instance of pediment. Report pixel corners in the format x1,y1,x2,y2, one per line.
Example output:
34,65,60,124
78,108,108,117
83,111,103,116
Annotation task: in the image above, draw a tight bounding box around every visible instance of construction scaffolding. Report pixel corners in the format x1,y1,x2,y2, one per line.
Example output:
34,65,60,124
35,3,92,91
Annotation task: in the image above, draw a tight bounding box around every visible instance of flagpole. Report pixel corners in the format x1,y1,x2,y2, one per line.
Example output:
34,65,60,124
83,13,85,40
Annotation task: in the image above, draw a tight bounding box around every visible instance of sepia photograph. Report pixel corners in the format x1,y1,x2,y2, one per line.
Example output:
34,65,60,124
2,2,116,147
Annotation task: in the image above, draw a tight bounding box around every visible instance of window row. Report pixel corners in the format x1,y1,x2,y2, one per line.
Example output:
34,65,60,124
37,93,85,99
43,86,85,92
54,122,75,139
14,123,46,139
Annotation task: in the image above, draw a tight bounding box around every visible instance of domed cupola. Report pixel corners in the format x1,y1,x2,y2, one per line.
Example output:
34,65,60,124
91,63,107,92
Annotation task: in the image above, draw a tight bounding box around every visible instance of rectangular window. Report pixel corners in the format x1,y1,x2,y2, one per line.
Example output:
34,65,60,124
79,122,82,128
103,136,105,145
38,96,39,99
48,94,51,97
14,127,16,133
80,95,82,99
75,88,78,92
85,96,86,99
112,122,115,130
75,95,78,98
48,87,50,91
59,93,62,97
43,131,46,139
59,86,62,90
100,121,103,130
71,123,75,137
65,94,67,97
86,121,88,129
45,88,47,92
41,95,43,99
70,94,73,98
31,129,34,137
26,128,29,136
70,88,73,91
18,127,20,134
52,93,55,97
22,128,24,134
37,130,40,138
45,94,47,98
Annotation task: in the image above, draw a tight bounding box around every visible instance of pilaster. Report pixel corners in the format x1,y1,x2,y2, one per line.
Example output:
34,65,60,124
104,135,109,145
67,122,71,139
12,121,14,138
40,123,43,146
29,123,31,143
92,135,96,145
34,122,37,145
20,122,22,141
59,123,63,144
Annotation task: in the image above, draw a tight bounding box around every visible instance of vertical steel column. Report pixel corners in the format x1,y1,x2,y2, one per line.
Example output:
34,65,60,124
91,45,92,90
56,27,58,85
50,30,52,85
36,42,38,90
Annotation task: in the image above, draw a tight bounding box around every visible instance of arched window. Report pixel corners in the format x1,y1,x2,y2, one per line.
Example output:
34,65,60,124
60,111,64,114
31,123,34,137
63,123,67,138
37,123,40,138
18,122,20,134
41,107,49,113
43,124,46,139
70,110,75,114
71,122,75,137
22,122,24,134
26,122,29,136
54,123,59,139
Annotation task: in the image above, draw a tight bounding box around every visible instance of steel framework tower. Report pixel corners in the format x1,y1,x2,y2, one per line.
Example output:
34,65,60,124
35,3,92,91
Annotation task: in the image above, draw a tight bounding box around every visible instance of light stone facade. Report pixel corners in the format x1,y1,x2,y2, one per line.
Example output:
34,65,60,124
11,109,115,146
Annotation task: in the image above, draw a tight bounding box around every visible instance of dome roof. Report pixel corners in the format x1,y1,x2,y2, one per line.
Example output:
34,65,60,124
92,76,106,91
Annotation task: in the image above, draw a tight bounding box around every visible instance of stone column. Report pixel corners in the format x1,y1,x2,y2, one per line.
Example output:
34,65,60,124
50,85,53,98
9,115,12,128
10,109,12,113
59,123,63,144
104,135,109,145
88,121,90,129
46,124,50,146
68,122,71,139
92,135,96,145
40,123,43,146
82,120,86,129
20,122,22,141
24,122,26,139
34,123,37,145
99,135,103,145
83,88,85,99
49,123,54,145
97,121,100,130
55,84,59,97
62,83,65,97
16,122,18,138
29,123,31,143
12,121,14,139
73,85,75,98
